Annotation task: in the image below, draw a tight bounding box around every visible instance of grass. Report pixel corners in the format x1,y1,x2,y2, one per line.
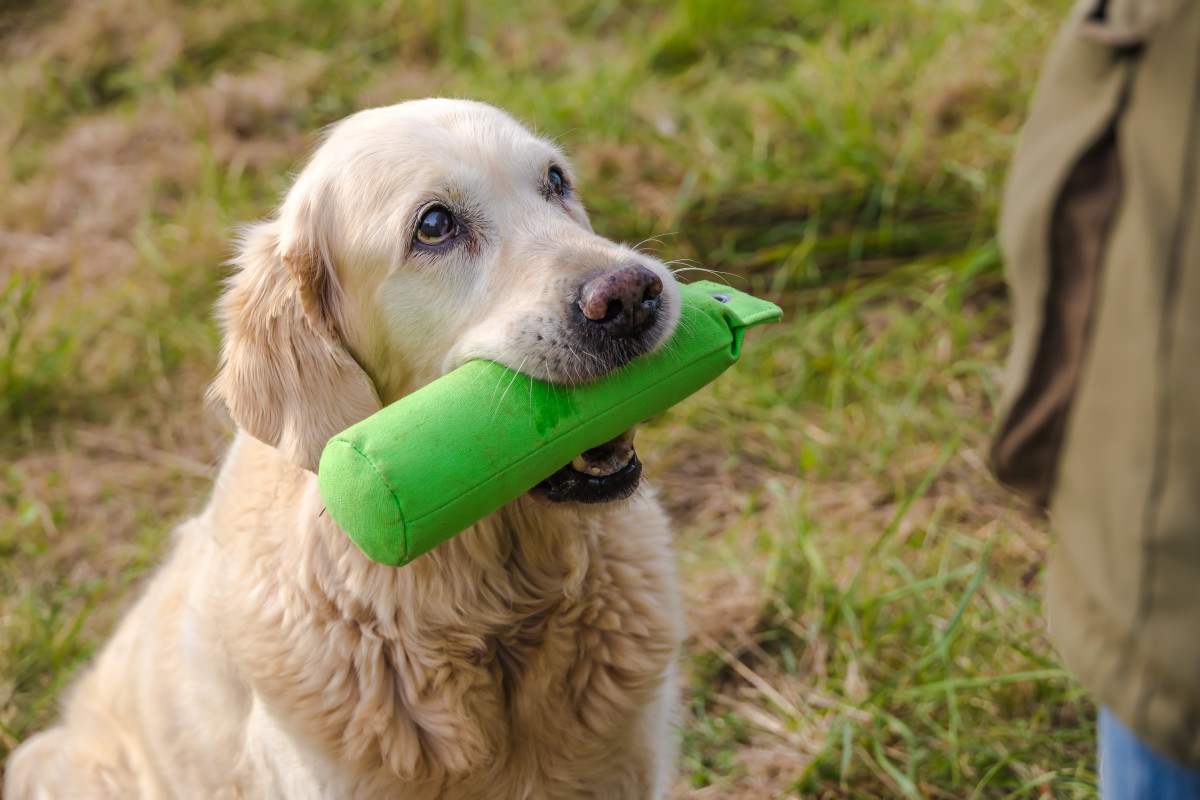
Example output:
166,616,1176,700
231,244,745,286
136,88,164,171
0,0,1089,796
643,250,1092,797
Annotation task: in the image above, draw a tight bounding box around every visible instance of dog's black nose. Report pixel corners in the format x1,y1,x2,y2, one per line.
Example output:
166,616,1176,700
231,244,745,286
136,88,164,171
577,265,663,338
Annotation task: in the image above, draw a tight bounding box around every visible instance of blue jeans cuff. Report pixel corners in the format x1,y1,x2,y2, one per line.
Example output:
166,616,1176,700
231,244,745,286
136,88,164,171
1100,707,1200,800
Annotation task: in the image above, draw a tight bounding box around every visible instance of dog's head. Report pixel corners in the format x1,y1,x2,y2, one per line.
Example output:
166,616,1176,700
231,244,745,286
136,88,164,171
209,99,680,503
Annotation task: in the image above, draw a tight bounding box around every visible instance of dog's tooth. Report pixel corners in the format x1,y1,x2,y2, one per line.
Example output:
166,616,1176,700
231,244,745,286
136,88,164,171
612,445,634,469
590,466,603,476
571,454,590,472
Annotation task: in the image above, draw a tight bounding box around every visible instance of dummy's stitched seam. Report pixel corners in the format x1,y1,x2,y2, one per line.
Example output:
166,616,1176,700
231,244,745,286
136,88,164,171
343,438,408,563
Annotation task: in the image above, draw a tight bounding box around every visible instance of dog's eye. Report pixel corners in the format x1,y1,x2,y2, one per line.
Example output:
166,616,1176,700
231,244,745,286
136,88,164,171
415,206,457,246
548,166,568,198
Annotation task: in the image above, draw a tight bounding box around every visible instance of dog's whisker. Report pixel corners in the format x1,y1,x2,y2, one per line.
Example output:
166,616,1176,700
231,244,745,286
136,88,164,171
575,346,604,366
563,346,585,384
663,259,706,271
545,127,580,146
565,344,597,385
489,357,525,408
668,266,743,286
465,361,500,388
630,233,671,254
493,354,531,421
666,301,703,345
489,368,510,404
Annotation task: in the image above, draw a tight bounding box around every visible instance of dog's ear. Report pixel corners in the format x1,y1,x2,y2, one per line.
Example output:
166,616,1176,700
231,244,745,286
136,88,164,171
208,211,380,472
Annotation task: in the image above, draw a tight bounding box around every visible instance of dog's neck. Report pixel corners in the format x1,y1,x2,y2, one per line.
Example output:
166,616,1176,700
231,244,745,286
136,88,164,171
211,431,612,618
312,490,607,624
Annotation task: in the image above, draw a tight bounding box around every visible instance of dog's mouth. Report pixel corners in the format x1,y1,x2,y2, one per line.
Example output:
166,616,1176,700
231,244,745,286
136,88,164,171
537,427,641,504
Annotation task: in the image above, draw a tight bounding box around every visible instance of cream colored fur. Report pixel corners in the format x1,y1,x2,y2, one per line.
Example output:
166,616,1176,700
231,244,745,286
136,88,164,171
5,99,683,799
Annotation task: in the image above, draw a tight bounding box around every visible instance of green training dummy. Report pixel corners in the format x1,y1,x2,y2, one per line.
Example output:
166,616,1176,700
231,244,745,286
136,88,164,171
318,281,781,567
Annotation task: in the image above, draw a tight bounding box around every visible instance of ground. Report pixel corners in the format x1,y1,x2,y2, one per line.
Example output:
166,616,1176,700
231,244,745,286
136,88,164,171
0,1,1092,797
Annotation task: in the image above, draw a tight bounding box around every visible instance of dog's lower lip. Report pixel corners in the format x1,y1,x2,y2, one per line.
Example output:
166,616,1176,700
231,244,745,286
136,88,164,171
537,430,642,504
537,453,642,504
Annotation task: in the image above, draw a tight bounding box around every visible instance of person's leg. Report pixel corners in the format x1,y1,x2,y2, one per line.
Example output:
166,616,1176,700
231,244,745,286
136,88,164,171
1100,708,1200,799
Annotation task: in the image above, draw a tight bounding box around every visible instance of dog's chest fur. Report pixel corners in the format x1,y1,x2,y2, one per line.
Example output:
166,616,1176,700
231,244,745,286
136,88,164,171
213,436,680,798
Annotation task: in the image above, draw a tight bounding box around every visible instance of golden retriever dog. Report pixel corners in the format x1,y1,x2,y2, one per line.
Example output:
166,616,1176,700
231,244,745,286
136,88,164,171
6,99,684,799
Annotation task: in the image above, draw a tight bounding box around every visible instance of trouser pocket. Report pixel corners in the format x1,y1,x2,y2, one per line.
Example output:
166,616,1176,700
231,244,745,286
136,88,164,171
992,126,1123,507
